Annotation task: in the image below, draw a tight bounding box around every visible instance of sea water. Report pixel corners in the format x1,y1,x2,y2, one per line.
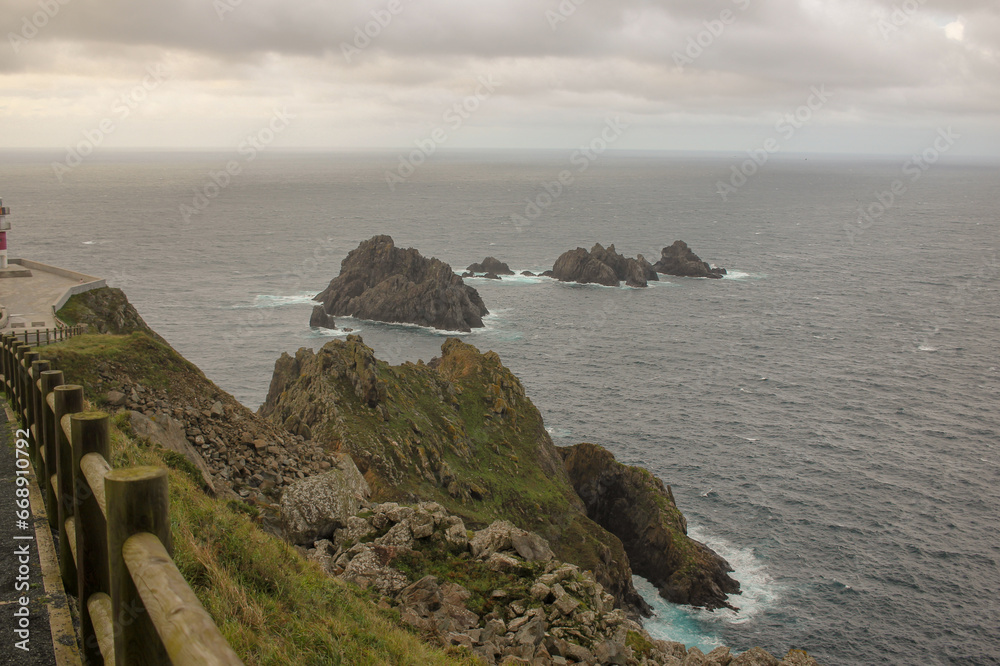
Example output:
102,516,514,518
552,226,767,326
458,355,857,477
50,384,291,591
1,150,998,664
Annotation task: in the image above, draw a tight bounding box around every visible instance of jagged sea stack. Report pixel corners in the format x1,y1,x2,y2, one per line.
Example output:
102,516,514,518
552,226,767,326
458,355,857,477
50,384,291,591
313,235,489,332
653,240,727,278
544,243,658,287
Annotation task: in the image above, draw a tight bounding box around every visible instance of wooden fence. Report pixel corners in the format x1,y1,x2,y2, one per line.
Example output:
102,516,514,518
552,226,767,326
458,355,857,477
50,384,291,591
5,325,83,347
1,331,243,665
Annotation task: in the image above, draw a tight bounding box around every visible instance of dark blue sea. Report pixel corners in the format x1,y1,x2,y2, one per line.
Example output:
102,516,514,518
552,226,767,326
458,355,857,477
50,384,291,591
2,150,998,664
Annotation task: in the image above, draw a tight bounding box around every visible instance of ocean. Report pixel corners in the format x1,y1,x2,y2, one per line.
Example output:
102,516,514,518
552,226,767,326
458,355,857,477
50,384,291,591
1,150,997,664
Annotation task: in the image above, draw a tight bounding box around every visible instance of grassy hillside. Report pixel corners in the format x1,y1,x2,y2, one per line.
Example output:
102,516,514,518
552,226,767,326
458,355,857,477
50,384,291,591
33,330,472,665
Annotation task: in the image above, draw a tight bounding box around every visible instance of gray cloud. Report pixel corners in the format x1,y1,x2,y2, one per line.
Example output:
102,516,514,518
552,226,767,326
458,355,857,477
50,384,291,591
1,0,998,153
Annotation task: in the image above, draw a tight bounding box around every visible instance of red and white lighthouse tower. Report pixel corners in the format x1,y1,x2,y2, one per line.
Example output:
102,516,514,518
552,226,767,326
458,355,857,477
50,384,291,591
0,198,9,270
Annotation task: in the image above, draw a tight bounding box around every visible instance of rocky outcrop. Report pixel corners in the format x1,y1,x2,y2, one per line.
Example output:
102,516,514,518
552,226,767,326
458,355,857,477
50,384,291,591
260,335,647,615
467,257,514,275
56,287,166,342
652,240,727,279
128,411,217,494
561,443,741,611
313,235,489,332
308,500,820,666
309,305,336,329
544,244,659,288
279,453,371,544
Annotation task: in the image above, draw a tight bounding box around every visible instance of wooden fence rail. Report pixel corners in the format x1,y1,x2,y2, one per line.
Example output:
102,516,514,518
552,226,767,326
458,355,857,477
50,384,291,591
3,325,83,347
1,332,243,666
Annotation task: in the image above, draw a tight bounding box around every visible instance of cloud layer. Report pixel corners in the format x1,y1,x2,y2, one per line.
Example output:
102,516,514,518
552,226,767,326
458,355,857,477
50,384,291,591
2,0,998,154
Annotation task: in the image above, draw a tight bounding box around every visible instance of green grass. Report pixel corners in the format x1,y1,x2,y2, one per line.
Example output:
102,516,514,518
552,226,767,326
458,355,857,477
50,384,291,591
393,539,544,618
102,411,473,665
40,332,205,403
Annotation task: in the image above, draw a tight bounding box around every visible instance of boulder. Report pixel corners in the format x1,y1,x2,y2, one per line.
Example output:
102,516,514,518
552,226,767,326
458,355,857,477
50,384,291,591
309,305,336,329
467,257,514,275
548,243,659,288
731,647,779,666
312,235,489,332
652,240,727,278
128,411,215,494
778,649,820,666
279,453,371,544
470,520,553,562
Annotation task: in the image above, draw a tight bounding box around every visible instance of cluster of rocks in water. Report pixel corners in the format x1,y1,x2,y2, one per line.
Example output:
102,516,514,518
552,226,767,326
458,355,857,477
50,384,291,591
309,236,727,332
284,469,817,666
311,235,489,332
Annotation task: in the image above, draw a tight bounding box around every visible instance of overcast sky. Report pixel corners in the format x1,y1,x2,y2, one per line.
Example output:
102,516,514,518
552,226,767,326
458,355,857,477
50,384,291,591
2,0,998,156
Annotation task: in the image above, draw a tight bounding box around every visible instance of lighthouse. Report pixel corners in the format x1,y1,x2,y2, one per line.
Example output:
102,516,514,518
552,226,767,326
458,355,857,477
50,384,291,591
0,197,9,270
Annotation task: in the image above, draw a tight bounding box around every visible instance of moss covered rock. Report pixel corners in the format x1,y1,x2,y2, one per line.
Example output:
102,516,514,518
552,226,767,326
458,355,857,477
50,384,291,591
260,335,648,614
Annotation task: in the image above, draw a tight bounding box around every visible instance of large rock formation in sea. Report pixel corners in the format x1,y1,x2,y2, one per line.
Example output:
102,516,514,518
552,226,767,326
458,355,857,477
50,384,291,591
543,243,658,288
653,240,727,279
313,235,489,332
260,335,741,617
561,443,741,610
467,257,514,275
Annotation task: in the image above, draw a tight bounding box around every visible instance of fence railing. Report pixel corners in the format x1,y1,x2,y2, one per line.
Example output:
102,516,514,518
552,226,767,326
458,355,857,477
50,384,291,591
3,325,83,347
1,332,243,666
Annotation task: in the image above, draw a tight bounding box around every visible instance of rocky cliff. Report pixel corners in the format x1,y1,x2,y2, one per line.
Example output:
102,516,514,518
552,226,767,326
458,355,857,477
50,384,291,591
653,241,727,279
313,235,489,332
259,335,651,613
259,335,744,618
544,244,658,288
561,443,740,610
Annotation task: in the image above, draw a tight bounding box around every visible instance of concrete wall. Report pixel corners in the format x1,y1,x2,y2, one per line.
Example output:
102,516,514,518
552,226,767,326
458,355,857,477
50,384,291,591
9,258,107,317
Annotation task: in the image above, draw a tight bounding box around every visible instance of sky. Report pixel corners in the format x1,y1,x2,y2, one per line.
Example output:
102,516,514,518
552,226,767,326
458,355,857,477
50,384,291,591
2,0,999,156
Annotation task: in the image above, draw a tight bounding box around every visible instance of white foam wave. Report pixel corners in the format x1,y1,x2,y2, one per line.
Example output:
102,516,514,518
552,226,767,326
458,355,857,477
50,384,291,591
638,527,781,650
722,270,759,280
233,294,318,309
687,527,781,624
917,344,937,352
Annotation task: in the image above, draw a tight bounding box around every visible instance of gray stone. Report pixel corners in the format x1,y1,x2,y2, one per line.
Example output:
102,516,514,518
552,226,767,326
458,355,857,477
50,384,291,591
511,531,554,562
707,646,733,665
777,649,819,666
731,647,780,666
685,646,708,666
279,453,370,544
128,411,216,493
210,400,224,416
106,390,126,406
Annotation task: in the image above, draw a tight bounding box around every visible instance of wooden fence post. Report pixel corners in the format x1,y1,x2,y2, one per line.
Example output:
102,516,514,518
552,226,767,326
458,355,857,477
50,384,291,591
14,345,29,421
72,412,111,666
1,334,11,399
106,466,172,666
1,335,9,396
40,370,64,528
29,360,50,471
21,350,39,427
53,384,84,592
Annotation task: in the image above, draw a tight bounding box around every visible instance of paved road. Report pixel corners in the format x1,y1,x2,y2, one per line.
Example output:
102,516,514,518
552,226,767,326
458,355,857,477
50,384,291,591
0,408,58,664
0,270,78,332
